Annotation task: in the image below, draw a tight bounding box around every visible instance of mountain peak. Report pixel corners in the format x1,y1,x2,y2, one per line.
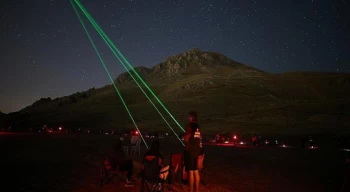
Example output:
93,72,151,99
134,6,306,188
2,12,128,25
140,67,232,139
114,48,262,84
151,48,250,76
186,47,201,54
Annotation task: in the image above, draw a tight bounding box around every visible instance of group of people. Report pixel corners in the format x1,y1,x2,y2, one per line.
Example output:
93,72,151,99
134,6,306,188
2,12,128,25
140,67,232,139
106,111,203,192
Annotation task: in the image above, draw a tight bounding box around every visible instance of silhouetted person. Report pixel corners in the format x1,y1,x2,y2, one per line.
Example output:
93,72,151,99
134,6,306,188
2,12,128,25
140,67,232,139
184,111,202,192
142,139,163,168
215,133,220,143
108,140,134,186
141,140,166,192
252,134,257,146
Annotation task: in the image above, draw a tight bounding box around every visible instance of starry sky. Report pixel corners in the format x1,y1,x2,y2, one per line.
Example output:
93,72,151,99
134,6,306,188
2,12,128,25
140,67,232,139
0,0,349,113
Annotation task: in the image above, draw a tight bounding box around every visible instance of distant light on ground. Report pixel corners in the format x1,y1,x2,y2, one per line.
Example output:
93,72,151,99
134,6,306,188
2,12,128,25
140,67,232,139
280,144,290,148
308,146,319,150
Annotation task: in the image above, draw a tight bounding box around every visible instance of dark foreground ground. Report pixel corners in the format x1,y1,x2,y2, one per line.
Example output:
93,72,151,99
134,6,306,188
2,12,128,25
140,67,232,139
1,132,349,192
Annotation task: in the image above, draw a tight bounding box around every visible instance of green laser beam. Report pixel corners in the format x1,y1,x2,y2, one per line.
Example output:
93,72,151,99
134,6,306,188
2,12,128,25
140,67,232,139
73,2,184,146
73,0,185,133
73,1,184,146
70,0,149,149
72,0,184,145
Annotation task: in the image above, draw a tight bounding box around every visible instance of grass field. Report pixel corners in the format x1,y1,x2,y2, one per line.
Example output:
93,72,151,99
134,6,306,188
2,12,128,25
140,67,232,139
1,132,349,192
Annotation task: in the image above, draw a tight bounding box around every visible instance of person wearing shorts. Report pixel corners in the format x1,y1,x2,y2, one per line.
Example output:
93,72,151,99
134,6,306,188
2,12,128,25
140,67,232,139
184,111,202,192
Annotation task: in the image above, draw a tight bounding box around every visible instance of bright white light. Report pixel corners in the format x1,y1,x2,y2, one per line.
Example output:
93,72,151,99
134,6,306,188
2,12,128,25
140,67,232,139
308,145,318,149
240,141,244,145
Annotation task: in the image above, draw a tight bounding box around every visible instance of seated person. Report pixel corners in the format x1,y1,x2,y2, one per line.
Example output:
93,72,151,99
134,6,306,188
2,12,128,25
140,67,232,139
107,140,134,186
142,140,163,168
141,140,169,186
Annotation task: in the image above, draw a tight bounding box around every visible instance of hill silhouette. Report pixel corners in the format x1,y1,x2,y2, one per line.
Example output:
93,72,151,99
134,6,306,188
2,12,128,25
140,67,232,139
4,49,350,134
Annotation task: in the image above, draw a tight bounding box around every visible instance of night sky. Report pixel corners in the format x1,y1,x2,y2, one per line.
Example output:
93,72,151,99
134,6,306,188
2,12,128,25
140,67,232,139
1,0,349,113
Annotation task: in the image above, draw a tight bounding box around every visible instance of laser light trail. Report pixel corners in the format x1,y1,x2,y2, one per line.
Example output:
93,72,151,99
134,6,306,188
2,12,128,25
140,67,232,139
73,0,185,133
70,0,149,149
72,0,185,145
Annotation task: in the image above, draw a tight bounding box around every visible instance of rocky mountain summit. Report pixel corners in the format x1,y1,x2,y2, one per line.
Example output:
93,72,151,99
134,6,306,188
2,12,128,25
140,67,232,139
115,48,260,84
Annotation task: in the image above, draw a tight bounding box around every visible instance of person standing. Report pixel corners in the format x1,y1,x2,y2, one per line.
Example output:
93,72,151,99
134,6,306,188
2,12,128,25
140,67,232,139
184,111,202,192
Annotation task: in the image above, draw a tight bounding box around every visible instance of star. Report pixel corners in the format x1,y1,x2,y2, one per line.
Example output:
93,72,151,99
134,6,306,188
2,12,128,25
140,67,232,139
0,0,348,114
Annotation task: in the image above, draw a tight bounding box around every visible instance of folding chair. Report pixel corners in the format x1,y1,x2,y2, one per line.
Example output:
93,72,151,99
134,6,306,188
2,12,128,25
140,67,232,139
100,158,126,187
169,153,184,190
140,156,169,192
131,139,141,155
197,154,206,185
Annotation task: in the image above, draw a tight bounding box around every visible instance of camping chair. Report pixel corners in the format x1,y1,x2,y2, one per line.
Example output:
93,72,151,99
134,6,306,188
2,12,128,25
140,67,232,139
131,139,141,155
197,153,206,185
100,158,126,187
169,153,184,189
140,156,169,192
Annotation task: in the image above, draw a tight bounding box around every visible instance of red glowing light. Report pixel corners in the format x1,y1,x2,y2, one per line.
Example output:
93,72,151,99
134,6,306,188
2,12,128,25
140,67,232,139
233,135,237,140
58,127,62,131
135,131,139,135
